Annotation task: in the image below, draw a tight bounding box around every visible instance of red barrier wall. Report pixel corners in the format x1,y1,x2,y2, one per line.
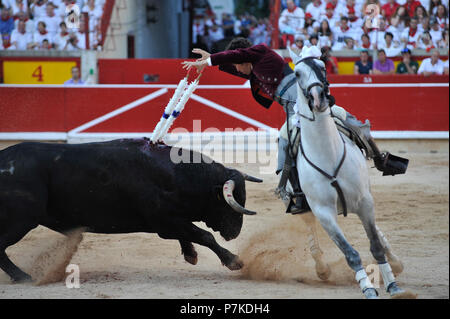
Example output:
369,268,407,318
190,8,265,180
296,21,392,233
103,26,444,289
0,83,448,138
98,58,449,84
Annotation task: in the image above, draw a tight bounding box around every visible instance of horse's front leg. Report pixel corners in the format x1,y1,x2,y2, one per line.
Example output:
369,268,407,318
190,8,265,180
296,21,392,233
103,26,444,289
301,212,331,281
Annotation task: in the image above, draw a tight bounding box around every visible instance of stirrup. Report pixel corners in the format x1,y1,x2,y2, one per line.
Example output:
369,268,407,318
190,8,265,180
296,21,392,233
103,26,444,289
374,152,409,176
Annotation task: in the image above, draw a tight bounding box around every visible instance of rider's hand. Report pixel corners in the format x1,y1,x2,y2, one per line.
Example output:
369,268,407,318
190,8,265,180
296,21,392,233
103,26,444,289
181,59,208,73
192,48,211,61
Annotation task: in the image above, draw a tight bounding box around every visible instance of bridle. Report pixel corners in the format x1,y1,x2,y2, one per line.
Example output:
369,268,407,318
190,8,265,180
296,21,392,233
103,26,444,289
295,56,335,121
294,56,348,217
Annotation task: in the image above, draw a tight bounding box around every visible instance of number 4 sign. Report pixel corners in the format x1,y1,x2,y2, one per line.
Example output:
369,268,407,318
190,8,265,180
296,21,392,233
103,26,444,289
32,65,44,82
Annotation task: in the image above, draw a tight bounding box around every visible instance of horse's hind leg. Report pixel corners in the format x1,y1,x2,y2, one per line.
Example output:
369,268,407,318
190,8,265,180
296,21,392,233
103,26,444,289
300,212,331,280
311,205,378,299
375,225,404,275
356,196,406,297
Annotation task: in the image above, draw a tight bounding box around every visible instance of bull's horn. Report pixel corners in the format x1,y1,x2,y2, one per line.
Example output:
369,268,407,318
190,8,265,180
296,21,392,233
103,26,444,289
241,173,263,183
223,180,257,215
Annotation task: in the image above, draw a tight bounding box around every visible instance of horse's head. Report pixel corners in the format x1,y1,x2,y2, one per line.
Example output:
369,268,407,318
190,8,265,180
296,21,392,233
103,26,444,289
289,46,330,113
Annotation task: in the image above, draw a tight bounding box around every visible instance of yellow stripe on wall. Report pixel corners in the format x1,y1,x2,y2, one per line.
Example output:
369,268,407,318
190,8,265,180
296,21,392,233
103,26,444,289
4,61,77,84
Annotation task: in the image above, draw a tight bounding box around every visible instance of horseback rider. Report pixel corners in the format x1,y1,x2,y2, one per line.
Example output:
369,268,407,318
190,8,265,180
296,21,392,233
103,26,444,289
182,38,408,214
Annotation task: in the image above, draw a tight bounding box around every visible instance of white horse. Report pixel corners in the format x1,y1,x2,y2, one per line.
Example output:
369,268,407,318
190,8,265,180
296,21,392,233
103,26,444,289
289,46,409,299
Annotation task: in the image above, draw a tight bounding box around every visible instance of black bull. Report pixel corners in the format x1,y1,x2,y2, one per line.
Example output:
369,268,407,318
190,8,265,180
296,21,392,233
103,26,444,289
0,138,262,283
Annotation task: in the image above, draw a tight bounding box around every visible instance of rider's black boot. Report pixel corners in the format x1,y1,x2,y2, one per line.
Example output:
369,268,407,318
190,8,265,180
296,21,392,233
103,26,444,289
339,112,409,176
368,138,409,176
286,168,311,214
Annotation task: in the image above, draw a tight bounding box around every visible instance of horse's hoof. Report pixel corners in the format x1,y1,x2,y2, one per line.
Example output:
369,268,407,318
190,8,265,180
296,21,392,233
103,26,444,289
388,283,417,299
184,254,198,265
316,263,331,281
226,257,244,271
363,288,379,299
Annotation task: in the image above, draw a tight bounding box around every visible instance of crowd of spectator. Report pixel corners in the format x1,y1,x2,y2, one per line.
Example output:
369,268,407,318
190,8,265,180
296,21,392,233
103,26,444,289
191,0,448,75
280,0,449,52
192,11,274,54
282,0,449,75
0,0,106,51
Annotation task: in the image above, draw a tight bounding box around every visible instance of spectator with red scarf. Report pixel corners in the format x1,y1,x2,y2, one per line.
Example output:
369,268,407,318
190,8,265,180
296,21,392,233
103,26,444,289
322,2,339,28
305,0,325,21
0,33,12,49
381,0,400,20
403,0,422,17
401,16,422,49
360,33,372,48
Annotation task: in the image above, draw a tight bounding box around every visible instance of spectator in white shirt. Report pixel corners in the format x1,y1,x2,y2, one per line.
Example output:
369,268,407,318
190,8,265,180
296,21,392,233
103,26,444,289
437,28,448,48
14,10,35,33
385,16,401,43
63,21,86,50
435,4,448,29
429,17,443,45
53,20,70,49
30,21,52,49
401,16,422,49
318,19,334,47
368,16,387,48
444,59,449,74
322,2,339,28
278,0,305,47
305,0,326,21
343,36,356,49
30,0,49,20
379,31,402,55
417,31,437,50
418,49,446,75
38,2,60,39
332,16,359,50
11,0,29,17
10,20,33,49
360,32,373,48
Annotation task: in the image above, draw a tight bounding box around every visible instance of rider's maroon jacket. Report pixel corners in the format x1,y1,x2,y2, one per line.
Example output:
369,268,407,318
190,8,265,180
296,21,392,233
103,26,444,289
209,43,291,108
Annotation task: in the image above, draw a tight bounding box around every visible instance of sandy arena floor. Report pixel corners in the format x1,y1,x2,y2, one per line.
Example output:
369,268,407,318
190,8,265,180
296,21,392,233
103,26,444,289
0,140,448,299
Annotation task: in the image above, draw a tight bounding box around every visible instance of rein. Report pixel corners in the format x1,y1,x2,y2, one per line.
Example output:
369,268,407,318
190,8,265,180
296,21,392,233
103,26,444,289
299,132,348,217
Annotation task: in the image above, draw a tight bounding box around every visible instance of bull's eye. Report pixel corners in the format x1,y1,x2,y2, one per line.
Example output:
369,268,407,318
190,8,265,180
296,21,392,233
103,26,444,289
295,71,300,78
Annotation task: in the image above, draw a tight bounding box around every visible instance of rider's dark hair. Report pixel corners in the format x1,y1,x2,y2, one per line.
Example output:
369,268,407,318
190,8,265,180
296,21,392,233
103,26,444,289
225,37,253,51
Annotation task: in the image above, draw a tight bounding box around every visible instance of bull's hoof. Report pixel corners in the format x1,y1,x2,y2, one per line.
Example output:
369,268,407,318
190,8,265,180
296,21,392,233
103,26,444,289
225,257,244,271
316,263,331,281
184,254,198,265
12,273,33,284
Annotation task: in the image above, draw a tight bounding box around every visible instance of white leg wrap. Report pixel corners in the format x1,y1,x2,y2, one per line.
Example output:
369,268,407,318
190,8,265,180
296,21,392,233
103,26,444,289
379,262,396,291
355,269,374,292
